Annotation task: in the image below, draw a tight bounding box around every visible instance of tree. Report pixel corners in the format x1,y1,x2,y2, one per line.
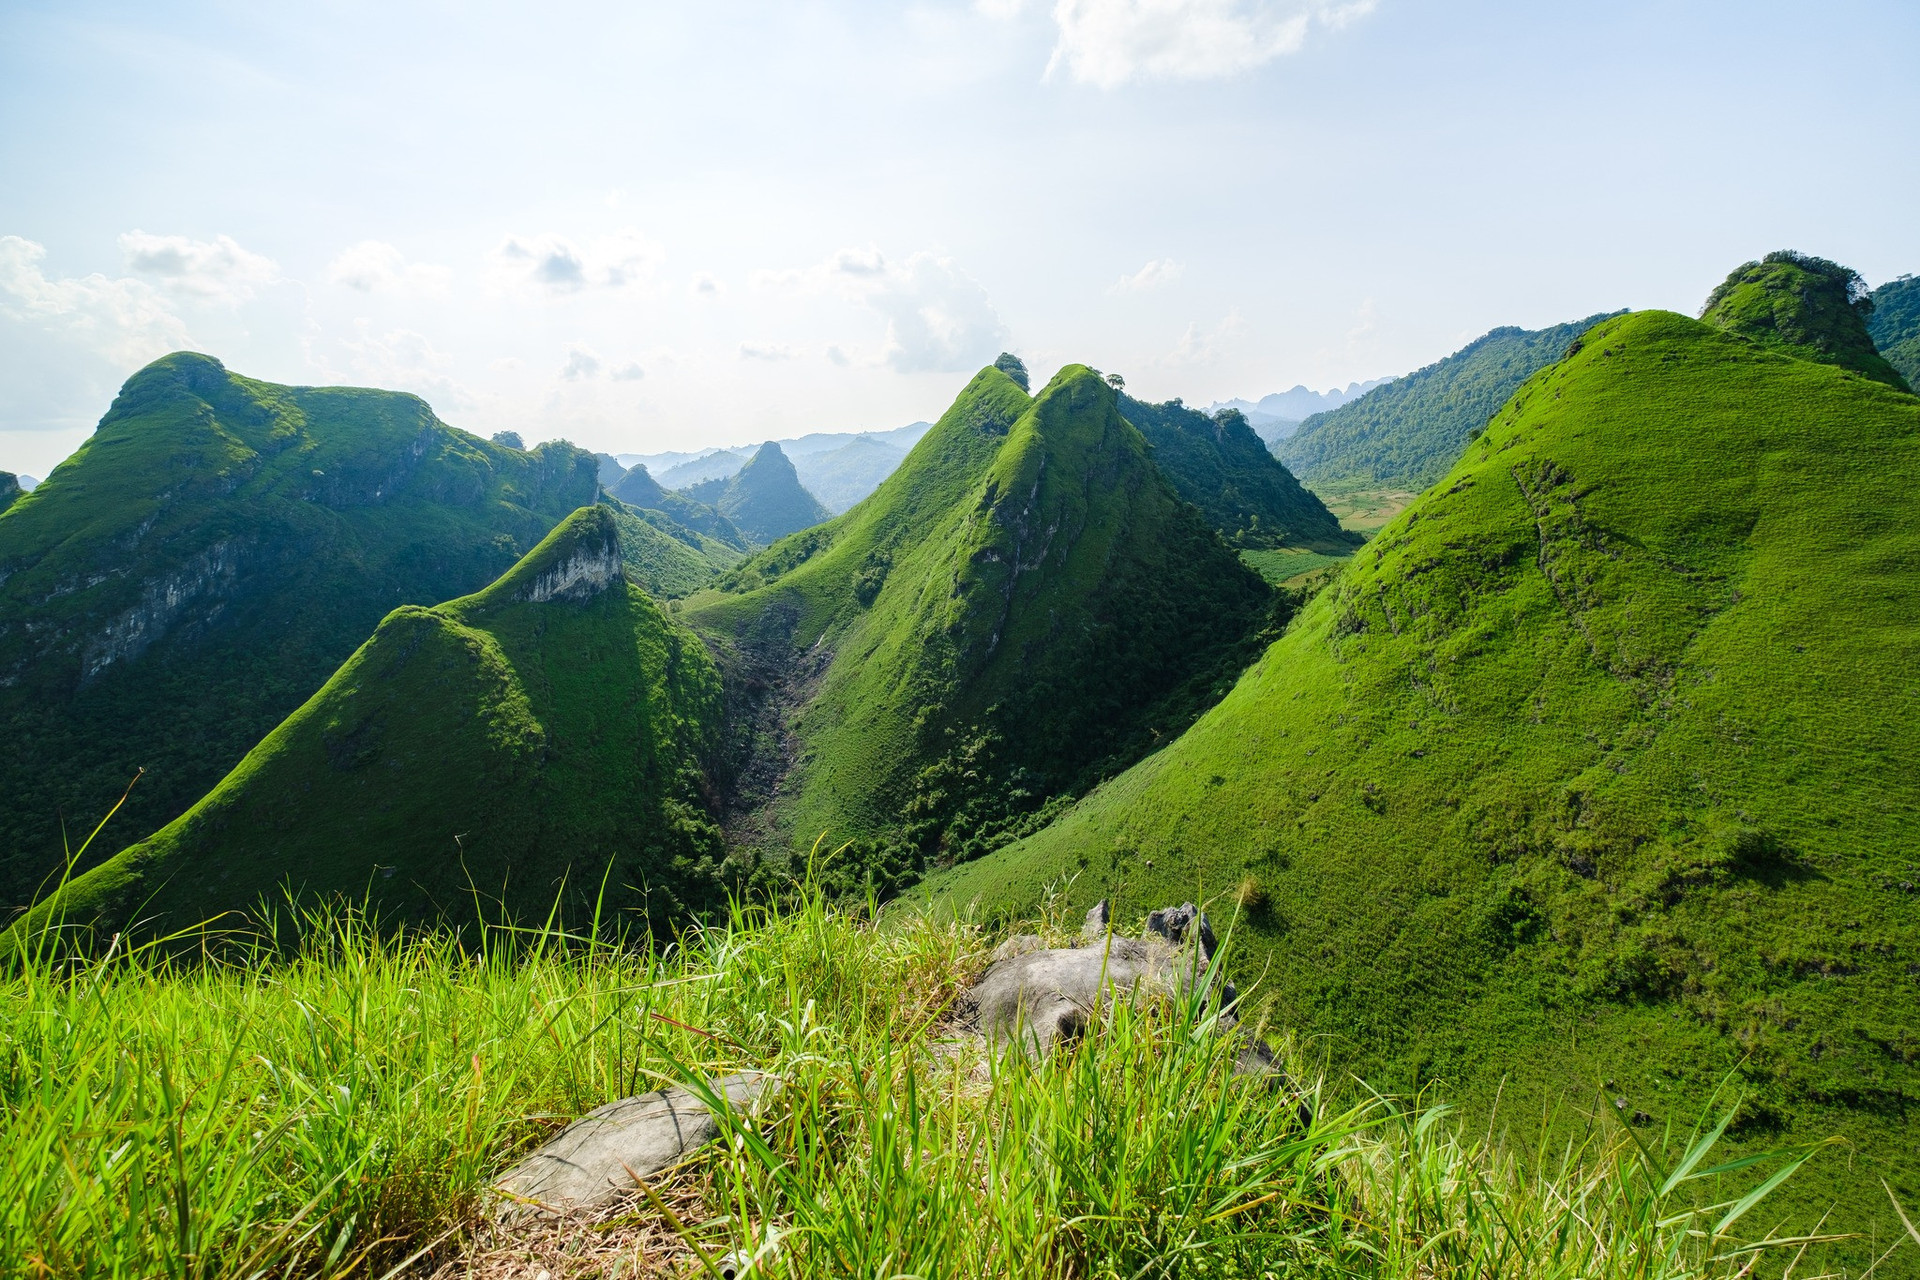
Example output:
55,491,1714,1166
993,352,1030,391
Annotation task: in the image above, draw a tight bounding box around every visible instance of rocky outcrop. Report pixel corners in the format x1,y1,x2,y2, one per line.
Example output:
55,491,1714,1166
80,538,248,684
517,534,622,603
494,1072,776,1217
960,901,1276,1075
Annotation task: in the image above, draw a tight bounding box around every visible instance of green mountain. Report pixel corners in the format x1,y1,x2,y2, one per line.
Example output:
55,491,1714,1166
605,463,750,549
1278,314,1624,492
0,353,601,912
929,305,1920,1248
1118,396,1356,550
600,499,743,598
684,364,1272,885
0,472,21,517
20,506,728,937
1701,251,1910,391
1868,274,1920,390
683,442,831,545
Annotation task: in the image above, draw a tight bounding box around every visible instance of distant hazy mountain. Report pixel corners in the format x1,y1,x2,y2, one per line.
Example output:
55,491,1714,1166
617,422,933,497
659,449,751,488
685,442,831,544
15,474,36,491
1210,380,1394,427
792,437,909,513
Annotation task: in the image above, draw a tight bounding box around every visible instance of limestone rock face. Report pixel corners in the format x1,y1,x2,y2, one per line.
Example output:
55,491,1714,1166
494,1072,775,1216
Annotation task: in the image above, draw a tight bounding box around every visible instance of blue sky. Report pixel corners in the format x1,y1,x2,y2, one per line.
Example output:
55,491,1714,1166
2,0,1914,476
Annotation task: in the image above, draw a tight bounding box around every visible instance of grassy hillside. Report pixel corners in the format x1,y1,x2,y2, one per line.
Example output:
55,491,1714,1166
601,497,743,598
1870,274,1920,389
0,353,601,913
683,364,1272,884
1118,395,1356,550
928,309,1920,1255
19,506,728,938
1702,251,1910,390
1279,314,1623,491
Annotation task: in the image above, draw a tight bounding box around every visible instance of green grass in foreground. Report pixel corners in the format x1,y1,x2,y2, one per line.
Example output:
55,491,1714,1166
1,886,1881,1278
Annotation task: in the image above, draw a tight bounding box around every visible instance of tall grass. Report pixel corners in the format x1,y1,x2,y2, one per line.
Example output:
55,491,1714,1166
0,884,1858,1278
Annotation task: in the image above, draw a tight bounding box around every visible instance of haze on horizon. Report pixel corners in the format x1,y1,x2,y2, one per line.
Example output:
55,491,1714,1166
2,0,1914,479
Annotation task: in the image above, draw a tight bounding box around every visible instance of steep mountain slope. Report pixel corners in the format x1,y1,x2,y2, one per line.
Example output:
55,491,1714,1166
1868,274,1920,389
1701,251,1909,390
1118,396,1356,549
930,308,1920,1249
20,507,728,937
684,442,831,544
605,464,750,550
791,436,909,513
1279,314,1623,491
0,472,21,516
684,364,1272,884
0,353,599,911
601,499,743,598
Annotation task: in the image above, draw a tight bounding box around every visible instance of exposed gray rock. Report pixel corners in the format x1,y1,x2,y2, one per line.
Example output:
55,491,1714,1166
959,900,1271,1070
494,1072,775,1216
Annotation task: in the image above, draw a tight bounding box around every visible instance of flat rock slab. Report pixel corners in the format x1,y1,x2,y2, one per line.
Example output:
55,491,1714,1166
495,1072,774,1216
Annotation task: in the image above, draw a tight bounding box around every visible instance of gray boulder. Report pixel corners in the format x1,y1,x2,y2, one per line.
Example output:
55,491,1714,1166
960,901,1269,1069
494,1072,774,1216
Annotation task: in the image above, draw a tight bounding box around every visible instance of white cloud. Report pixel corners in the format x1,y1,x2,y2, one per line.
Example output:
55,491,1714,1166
865,251,1009,373
830,246,889,277
740,342,800,361
340,326,469,405
561,346,603,380
610,361,646,381
490,228,663,296
327,240,452,296
0,234,187,367
1042,0,1375,88
690,272,723,297
1166,309,1246,365
826,344,851,367
1110,258,1183,293
118,230,279,302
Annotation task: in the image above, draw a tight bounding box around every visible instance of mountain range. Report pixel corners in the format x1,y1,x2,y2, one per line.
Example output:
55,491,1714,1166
6,250,1918,1254
0,353,602,909
929,254,1920,1246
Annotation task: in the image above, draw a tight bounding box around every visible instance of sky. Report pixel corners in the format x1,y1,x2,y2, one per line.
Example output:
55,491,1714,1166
1,0,1915,478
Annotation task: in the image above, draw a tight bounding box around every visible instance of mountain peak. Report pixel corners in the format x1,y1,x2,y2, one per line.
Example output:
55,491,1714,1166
1700,251,1910,390
473,505,624,606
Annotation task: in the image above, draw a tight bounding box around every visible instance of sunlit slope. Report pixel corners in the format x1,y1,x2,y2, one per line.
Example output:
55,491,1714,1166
684,365,1270,875
930,310,1920,1231
0,353,599,908
26,507,728,935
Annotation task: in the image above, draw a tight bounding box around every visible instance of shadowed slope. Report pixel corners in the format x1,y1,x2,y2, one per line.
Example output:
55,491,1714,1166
684,364,1272,884
928,308,1920,1249
1117,395,1355,550
19,506,728,937
0,354,601,909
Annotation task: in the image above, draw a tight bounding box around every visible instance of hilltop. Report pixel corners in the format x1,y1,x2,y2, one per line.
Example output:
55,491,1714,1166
0,353,600,912
1279,314,1623,492
1701,251,1909,390
679,441,831,544
24,506,729,936
681,363,1272,884
928,304,1920,1249
1869,273,1920,389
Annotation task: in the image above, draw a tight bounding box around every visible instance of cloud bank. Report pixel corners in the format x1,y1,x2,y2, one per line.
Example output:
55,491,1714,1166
987,0,1375,87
